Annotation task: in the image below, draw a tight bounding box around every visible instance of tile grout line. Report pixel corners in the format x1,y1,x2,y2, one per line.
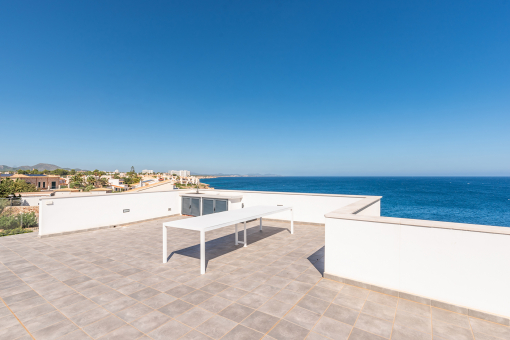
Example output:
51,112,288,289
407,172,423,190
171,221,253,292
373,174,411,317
346,282,368,339
195,227,321,339
0,294,36,340
130,224,301,339
2,238,140,340
9,220,508,340
2,243,104,338
431,301,434,340
248,237,325,339
389,296,399,339
215,227,319,339
301,272,337,340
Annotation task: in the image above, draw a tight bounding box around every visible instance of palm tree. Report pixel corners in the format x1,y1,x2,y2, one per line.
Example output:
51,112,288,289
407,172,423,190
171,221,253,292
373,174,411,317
70,174,83,189
87,176,96,186
99,178,109,187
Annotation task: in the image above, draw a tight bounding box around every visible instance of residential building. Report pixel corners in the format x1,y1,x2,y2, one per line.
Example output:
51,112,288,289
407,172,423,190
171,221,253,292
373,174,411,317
110,185,126,192
142,169,154,174
170,170,190,177
107,178,128,191
9,174,61,190
128,179,175,192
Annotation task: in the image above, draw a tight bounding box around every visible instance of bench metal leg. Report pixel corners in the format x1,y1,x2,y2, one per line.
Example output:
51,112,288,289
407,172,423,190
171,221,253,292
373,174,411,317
200,230,205,274
243,221,247,247
162,225,167,263
259,217,262,232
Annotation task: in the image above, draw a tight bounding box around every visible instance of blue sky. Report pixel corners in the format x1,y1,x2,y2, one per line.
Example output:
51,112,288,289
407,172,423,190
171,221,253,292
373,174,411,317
1,1,509,175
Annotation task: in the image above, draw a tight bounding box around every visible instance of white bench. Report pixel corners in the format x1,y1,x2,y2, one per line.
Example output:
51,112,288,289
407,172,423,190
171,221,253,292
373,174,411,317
163,205,293,274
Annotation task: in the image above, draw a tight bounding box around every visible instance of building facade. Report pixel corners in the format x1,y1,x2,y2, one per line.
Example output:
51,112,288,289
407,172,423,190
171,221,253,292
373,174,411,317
169,170,191,177
9,174,62,190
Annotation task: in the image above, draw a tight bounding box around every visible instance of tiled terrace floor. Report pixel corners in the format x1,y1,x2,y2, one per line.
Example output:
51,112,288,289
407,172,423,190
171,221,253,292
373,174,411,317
1,217,509,340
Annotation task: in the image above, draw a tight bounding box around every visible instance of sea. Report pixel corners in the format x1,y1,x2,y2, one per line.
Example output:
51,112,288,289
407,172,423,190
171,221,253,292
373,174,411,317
200,177,510,227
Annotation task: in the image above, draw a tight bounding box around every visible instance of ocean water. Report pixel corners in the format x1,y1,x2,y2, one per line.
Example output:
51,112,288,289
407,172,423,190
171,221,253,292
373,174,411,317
200,177,510,227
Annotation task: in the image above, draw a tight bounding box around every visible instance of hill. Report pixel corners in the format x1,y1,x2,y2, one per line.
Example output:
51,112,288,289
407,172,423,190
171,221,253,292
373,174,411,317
0,164,86,171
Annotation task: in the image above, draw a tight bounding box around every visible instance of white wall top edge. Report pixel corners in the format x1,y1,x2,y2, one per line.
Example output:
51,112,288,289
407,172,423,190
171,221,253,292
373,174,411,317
326,214,510,236
199,188,375,199
326,196,382,215
38,190,179,201
179,193,244,200
325,195,510,234
37,189,376,202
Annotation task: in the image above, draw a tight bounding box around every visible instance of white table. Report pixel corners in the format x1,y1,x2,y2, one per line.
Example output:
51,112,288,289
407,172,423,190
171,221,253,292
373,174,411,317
163,205,293,274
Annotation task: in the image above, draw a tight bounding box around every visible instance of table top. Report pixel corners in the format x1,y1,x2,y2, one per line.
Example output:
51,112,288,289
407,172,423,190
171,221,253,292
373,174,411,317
163,205,292,232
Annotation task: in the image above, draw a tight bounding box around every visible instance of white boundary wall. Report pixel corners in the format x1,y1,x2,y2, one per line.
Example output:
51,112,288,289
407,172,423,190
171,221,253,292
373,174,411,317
325,217,510,318
207,190,363,224
38,189,366,236
39,191,181,236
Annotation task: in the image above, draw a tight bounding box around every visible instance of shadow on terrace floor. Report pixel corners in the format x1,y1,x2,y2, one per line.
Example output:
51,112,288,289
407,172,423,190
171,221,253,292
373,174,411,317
166,225,289,270
308,246,325,274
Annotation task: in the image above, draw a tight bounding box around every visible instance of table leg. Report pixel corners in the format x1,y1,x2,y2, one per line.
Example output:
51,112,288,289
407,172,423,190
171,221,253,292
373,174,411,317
290,209,294,234
200,230,205,274
235,224,238,245
244,221,247,247
259,217,262,232
162,225,167,263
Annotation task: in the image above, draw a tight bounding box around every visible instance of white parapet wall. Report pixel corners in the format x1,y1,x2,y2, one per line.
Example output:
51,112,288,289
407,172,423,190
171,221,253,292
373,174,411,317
38,188,370,237
324,197,510,320
38,191,182,237
203,189,368,224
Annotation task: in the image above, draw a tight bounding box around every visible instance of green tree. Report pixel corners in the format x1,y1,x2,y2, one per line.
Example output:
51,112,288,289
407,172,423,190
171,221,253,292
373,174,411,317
51,169,69,176
86,176,96,186
123,174,141,185
0,179,38,198
99,178,109,187
69,174,84,189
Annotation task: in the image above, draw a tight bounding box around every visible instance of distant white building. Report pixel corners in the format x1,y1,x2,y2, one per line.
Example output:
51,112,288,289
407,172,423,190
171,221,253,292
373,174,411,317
114,169,119,173
142,169,154,174
170,170,190,177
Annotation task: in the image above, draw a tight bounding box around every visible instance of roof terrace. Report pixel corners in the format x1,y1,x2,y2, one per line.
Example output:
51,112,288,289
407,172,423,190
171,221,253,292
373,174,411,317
1,189,509,339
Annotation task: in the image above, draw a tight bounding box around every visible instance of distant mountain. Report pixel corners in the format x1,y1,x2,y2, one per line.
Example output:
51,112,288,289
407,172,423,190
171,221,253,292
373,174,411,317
0,164,87,171
0,165,17,171
17,163,62,171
